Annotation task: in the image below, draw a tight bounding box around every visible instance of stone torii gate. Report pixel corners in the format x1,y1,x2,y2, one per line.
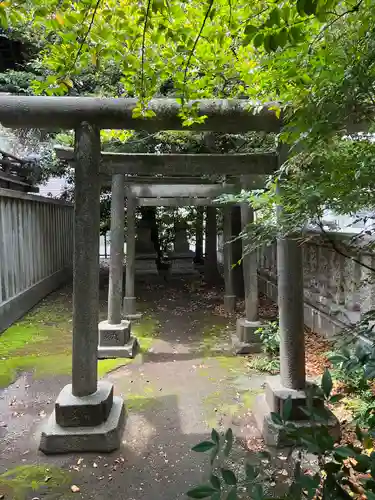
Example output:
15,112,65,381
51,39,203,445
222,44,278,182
0,96,320,451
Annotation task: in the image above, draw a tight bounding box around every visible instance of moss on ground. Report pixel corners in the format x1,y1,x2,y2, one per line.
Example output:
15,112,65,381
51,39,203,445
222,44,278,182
0,464,73,499
203,386,263,428
0,290,159,388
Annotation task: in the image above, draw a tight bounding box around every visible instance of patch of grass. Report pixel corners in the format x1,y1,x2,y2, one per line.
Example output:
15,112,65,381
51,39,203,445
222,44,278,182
0,290,160,388
133,316,160,353
0,464,72,500
246,354,280,374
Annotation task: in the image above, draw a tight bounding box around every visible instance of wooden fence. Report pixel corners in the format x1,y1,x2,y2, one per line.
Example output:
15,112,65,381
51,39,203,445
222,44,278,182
0,188,73,333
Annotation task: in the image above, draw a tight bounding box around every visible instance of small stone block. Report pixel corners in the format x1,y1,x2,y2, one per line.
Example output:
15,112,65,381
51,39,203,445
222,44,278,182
236,318,263,343
254,394,340,447
224,295,236,314
55,382,113,428
98,320,130,347
39,396,125,454
265,375,324,420
98,336,139,359
232,334,263,355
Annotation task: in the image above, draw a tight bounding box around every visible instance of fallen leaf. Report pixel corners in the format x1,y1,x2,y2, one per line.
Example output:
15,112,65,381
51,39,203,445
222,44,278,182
71,485,80,493
77,457,84,465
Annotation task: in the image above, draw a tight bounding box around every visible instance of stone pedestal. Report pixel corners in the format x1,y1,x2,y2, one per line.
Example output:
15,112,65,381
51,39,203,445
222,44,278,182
135,222,158,275
98,320,139,358
135,253,158,276
123,296,142,320
170,221,197,275
233,318,263,354
254,376,340,447
39,381,125,454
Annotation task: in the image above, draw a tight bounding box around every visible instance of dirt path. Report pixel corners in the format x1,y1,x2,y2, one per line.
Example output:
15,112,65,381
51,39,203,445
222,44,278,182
0,276,267,499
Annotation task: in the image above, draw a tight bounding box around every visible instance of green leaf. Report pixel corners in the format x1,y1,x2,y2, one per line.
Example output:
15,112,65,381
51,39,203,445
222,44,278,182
276,28,288,48
365,361,375,380
296,0,306,16
226,487,238,500
192,441,216,452
329,394,344,404
245,463,258,480
327,354,348,365
211,429,220,445
303,0,318,15
253,33,264,49
366,492,375,500
270,412,283,425
268,8,280,27
221,469,237,486
282,396,293,421
333,446,358,458
186,485,218,498
321,369,333,399
224,428,233,457
210,444,219,465
244,24,257,37
289,26,303,43
210,474,221,491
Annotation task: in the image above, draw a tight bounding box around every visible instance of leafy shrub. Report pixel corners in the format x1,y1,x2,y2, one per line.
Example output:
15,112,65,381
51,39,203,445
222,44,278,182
246,354,280,374
188,370,375,499
255,321,280,356
328,341,375,392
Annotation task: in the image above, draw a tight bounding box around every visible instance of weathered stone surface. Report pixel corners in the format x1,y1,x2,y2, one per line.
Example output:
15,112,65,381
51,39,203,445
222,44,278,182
135,257,158,276
170,258,197,275
39,396,125,454
55,382,113,428
123,296,142,319
97,336,139,359
254,375,341,447
236,318,262,343
254,393,340,447
265,375,324,420
98,320,130,347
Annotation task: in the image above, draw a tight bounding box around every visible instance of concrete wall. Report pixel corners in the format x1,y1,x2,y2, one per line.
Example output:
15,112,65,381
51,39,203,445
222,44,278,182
0,188,73,333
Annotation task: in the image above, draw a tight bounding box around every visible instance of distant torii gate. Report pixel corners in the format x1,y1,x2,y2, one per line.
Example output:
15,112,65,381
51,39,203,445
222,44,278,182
0,96,318,451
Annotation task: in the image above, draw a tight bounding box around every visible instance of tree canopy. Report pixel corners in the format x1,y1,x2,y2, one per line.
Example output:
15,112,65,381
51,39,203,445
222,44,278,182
3,0,375,239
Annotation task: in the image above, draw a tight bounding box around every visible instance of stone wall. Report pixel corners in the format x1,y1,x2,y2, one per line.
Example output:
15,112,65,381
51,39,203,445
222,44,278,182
258,234,375,337
217,231,375,337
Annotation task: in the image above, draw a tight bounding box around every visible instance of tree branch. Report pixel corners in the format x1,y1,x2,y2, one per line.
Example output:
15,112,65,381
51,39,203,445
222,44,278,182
141,0,152,99
72,0,102,70
182,0,214,101
309,0,363,51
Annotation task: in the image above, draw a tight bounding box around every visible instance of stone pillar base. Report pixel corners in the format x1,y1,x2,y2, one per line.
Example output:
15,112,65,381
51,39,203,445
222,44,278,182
253,375,341,447
170,258,198,275
135,255,158,276
98,320,139,359
232,318,263,354
223,295,236,314
123,296,142,320
39,381,125,454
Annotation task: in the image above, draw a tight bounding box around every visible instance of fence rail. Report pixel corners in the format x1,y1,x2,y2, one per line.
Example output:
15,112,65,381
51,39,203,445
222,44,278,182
0,188,73,333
